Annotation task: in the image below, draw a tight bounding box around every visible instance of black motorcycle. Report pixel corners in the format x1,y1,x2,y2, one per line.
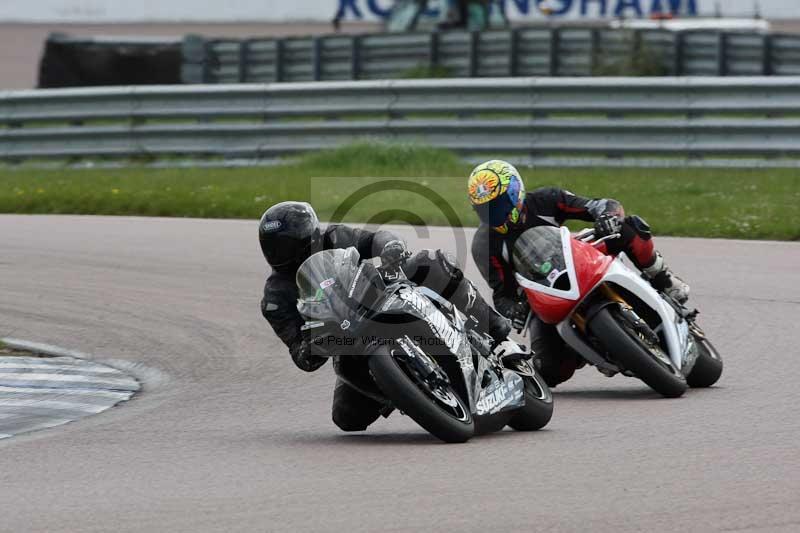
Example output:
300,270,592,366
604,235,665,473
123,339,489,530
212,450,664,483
296,247,553,443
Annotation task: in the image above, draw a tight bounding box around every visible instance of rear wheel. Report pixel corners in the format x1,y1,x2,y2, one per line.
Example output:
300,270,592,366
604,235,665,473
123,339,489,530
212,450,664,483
368,347,474,443
507,364,554,431
686,325,723,388
589,306,687,398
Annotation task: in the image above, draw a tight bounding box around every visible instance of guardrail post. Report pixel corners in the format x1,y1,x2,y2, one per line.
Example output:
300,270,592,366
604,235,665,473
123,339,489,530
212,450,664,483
429,32,439,70
589,29,600,74
275,39,285,82
548,28,560,76
673,31,684,76
717,32,728,76
312,37,322,81
351,35,362,80
180,34,207,84
632,29,643,56
203,40,221,83
763,34,774,75
468,31,479,77
238,40,249,83
509,28,520,76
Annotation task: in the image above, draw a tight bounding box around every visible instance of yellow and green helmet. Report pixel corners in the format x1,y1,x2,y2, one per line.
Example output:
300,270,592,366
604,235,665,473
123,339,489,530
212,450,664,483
467,160,526,233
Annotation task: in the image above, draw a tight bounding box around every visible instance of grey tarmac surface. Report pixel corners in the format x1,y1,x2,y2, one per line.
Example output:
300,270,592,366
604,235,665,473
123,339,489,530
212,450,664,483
0,214,799,533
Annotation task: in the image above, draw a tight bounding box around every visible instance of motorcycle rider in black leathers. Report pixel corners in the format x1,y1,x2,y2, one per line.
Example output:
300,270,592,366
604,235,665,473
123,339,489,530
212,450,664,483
259,201,513,432
467,160,690,388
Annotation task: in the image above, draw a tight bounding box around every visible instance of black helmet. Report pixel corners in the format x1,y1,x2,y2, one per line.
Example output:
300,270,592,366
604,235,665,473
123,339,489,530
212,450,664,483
259,201,322,272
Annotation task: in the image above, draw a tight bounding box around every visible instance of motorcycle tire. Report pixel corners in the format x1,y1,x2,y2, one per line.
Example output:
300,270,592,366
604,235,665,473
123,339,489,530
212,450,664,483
368,347,474,443
686,330,723,388
507,371,554,431
589,307,688,398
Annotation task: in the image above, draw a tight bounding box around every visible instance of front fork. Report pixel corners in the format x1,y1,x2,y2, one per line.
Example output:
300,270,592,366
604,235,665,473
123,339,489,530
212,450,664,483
572,283,630,333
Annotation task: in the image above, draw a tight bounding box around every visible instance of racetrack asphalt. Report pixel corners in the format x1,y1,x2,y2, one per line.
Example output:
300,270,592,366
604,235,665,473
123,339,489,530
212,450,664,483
0,214,798,533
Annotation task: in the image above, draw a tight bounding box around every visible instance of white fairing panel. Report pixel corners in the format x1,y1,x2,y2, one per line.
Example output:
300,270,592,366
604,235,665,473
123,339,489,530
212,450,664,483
601,259,684,370
514,226,582,301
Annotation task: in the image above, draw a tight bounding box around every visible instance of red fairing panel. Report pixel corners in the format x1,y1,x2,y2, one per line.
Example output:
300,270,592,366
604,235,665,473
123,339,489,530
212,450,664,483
523,288,576,324
570,238,613,297
521,238,613,325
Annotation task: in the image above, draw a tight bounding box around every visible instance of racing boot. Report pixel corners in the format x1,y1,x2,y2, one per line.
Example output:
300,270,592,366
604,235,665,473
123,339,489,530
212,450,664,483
492,339,531,366
641,252,690,304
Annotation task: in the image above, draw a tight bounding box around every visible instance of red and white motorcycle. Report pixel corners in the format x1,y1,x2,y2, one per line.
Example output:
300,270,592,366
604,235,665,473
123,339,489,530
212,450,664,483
513,226,723,398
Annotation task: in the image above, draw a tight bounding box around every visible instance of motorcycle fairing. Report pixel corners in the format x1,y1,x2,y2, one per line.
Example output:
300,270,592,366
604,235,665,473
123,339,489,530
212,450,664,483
515,226,582,301
473,364,524,416
515,226,613,324
511,226,696,373
599,259,691,371
551,258,694,373
416,287,525,415
379,283,524,416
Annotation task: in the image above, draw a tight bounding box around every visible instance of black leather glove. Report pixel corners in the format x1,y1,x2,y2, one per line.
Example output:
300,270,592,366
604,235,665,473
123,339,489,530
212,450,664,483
379,239,409,268
593,213,622,238
291,338,327,372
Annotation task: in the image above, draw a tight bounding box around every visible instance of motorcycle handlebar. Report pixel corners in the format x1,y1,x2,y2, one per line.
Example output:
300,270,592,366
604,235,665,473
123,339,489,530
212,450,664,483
575,229,621,247
591,232,621,247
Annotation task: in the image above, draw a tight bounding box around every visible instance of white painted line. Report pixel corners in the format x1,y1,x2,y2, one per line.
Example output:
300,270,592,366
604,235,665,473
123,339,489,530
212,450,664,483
0,362,121,374
0,337,142,442
0,399,108,414
3,419,74,436
0,372,138,388
0,385,132,399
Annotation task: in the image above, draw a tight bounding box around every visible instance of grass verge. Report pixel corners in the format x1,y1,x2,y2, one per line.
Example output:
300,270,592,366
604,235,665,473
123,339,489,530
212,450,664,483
1,143,799,240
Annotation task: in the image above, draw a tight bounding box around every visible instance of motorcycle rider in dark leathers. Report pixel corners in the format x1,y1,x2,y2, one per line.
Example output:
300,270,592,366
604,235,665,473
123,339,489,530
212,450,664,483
467,160,690,388
259,201,514,432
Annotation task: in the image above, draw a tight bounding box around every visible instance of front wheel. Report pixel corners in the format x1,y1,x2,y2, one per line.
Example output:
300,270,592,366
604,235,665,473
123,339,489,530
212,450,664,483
589,306,688,398
686,325,723,388
368,348,474,443
507,365,554,431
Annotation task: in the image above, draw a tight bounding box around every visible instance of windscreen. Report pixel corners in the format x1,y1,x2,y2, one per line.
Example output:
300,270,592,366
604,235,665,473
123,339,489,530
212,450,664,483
512,226,568,287
296,248,361,322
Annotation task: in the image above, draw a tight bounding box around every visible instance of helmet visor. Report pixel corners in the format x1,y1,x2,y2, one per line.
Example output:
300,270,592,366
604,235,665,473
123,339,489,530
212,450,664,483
473,193,515,228
264,229,321,269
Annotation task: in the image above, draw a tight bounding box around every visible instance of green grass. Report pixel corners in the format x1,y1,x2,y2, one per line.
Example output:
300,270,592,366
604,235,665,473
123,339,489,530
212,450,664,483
1,142,799,240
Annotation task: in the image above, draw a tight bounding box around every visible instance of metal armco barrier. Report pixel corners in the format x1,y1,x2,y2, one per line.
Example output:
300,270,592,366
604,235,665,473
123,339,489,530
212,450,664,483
2,77,800,165
180,28,800,84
